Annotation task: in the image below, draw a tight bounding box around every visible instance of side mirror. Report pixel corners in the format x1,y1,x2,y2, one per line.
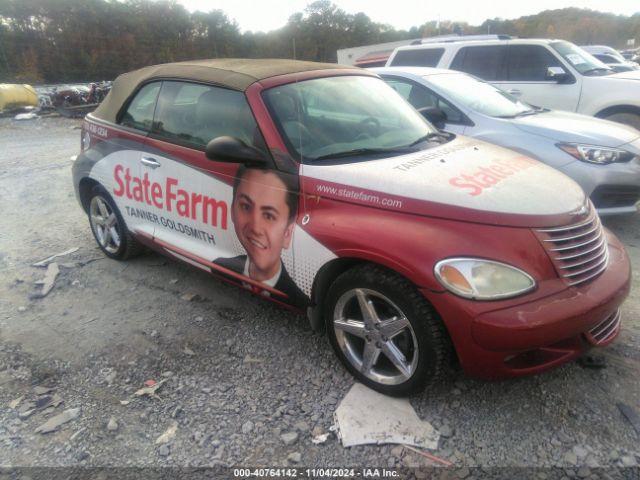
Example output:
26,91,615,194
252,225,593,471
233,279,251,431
205,136,268,166
418,107,447,128
546,66,570,83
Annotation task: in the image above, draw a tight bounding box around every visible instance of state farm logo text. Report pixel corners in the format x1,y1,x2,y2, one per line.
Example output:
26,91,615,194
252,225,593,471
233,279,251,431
112,164,228,230
449,157,536,196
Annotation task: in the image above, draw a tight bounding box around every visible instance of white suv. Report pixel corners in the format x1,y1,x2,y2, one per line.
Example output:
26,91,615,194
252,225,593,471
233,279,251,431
386,38,640,130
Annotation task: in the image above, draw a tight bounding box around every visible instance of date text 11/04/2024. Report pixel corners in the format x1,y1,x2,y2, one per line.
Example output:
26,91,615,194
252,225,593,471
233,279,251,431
233,468,401,478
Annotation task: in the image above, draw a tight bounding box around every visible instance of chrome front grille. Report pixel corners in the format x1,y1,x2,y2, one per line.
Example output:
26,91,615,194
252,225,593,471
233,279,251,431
586,309,621,345
535,208,609,286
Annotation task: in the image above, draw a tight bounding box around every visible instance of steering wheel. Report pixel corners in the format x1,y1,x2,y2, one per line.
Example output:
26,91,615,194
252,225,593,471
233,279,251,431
357,117,381,138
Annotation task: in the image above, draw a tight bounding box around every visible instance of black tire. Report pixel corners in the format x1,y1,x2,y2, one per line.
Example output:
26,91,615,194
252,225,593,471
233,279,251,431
602,112,640,131
325,264,451,396
88,185,144,260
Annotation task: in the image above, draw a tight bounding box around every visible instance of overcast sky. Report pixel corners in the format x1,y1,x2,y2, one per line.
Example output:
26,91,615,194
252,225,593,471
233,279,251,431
177,0,639,33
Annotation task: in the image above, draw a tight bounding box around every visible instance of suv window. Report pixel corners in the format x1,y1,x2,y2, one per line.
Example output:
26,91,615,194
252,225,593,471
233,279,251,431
506,45,564,81
119,82,161,131
385,77,464,124
450,45,507,81
390,48,445,67
152,81,265,150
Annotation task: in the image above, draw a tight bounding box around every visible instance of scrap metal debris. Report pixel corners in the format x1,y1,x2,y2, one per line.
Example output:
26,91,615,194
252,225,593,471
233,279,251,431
35,407,80,434
32,263,59,298
617,402,640,437
133,378,167,399
311,432,331,445
402,444,453,467
155,421,178,444
32,247,79,267
14,112,38,121
333,383,439,449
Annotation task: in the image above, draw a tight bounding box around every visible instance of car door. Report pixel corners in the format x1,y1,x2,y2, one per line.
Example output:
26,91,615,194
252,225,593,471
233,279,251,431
383,76,470,135
110,81,162,239
493,44,582,112
140,80,249,268
141,80,307,308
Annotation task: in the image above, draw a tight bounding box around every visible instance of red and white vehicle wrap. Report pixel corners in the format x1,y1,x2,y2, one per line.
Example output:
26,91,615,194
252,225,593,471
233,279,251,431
74,65,630,383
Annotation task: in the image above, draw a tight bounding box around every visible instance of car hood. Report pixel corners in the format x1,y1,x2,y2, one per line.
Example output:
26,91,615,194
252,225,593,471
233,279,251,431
606,69,640,80
511,110,640,147
300,136,587,228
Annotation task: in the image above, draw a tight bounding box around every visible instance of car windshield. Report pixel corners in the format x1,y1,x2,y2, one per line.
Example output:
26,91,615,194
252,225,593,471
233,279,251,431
604,50,626,63
550,41,613,76
426,73,535,118
263,75,439,163
592,47,627,63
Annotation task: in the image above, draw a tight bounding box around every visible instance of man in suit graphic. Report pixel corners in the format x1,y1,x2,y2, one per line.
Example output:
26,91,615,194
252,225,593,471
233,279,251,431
214,165,309,309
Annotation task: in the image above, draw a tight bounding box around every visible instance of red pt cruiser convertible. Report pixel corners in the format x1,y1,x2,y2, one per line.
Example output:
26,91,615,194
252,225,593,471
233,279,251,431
72,59,630,395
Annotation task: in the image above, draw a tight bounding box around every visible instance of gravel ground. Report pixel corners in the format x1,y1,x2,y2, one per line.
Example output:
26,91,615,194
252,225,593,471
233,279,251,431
0,116,639,479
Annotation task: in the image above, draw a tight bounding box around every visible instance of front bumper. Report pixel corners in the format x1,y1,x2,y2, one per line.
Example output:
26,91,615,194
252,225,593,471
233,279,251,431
425,230,631,379
559,158,640,215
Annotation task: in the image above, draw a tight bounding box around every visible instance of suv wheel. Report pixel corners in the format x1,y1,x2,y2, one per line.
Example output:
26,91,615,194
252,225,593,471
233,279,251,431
325,264,451,396
88,185,143,260
603,112,640,131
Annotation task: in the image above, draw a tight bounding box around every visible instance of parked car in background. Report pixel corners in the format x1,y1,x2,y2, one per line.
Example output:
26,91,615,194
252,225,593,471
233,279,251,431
386,38,640,130
621,48,640,62
580,45,639,73
374,67,640,215
73,59,630,395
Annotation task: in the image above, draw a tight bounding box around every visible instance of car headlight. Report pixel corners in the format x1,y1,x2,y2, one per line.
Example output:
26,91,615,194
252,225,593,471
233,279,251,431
434,258,536,300
557,143,637,164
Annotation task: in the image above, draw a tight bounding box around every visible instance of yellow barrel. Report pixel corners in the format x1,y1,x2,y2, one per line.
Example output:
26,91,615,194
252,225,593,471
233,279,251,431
0,84,38,110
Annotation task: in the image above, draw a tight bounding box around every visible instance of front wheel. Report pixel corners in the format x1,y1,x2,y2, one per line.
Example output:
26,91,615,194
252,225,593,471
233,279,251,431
325,264,452,396
88,186,143,260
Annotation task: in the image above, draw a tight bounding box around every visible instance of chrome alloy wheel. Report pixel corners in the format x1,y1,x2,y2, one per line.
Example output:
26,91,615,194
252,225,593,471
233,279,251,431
333,288,419,385
89,196,121,254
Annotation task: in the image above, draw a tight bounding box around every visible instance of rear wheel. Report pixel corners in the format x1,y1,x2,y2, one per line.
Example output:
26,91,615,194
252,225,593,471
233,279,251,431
325,264,451,396
88,186,143,260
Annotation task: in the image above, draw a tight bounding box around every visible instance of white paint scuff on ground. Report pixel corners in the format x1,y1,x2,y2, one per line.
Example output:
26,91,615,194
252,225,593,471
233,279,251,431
33,247,79,267
334,383,439,449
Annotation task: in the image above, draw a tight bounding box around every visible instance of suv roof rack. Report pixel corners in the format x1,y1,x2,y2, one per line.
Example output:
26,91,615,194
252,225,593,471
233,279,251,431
410,34,512,45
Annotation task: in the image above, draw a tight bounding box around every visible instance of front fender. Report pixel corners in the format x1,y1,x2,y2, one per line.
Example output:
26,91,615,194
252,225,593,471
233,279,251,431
301,196,557,295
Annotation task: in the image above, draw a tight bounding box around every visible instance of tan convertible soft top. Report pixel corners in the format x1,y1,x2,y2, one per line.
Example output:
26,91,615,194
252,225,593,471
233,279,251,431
93,58,363,124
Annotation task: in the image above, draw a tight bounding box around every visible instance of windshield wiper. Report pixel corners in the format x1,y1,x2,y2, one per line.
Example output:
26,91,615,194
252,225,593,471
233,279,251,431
313,132,450,161
313,147,412,161
405,132,449,147
515,109,543,117
495,108,540,119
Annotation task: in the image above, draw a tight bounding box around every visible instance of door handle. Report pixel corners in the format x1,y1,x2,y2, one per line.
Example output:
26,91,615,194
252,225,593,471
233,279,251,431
141,157,161,168
507,89,522,97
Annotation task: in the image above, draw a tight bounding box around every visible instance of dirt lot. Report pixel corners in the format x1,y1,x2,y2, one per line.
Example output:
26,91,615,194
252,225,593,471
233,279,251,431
1,116,639,478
